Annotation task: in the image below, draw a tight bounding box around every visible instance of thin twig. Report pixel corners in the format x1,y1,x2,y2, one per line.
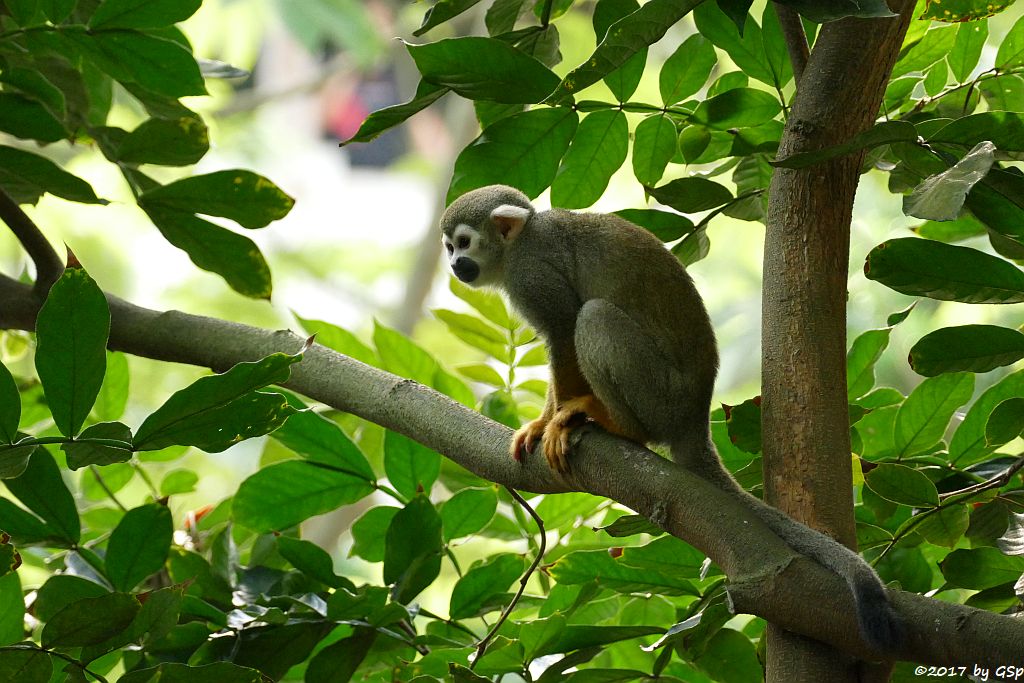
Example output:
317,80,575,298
940,454,1024,501
772,2,809,85
0,188,63,299
471,488,546,669
89,465,128,512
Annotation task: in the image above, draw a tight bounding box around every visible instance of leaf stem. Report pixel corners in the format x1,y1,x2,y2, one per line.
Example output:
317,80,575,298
90,464,128,512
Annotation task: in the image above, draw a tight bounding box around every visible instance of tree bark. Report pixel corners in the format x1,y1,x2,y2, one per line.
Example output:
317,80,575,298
2,273,1022,667
762,2,915,679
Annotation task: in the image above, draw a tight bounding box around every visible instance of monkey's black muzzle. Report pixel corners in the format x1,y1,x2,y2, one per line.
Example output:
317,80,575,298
452,257,479,283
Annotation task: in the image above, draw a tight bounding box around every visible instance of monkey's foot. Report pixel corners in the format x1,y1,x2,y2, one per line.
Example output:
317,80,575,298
541,395,599,473
510,417,548,461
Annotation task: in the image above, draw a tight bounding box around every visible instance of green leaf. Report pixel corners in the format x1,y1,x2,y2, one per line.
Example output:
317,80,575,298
892,24,958,78
593,0,645,102
547,0,702,103
35,266,110,437
66,28,206,98
42,592,139,647
89,0,201,29
0,647,51,682
913,214,987,243
277,536,351,589
407,37,559,104
724,397,761,454
551,550,697,595
660,34,716,105
597,514,664,537
928,111,1024,152
693,2,776,86
847,329,891,400
620,536,710,577
894,372,974,457
62,421,133,469
631,114,677,187
142,206,273,298
0,147,104,206
450,554,524,619
118,662,264,683
0,363,19,443
442,487,498,541
0,93,68,143
904,141,995,221
941,547,1024,589
340,80,447,146
613,208,693,242
414,0,485,35
350,506,399,562
985,398,1024,446
551,110,628,209
772,120,918,169
34,576,108,624
271,405,375,481
135,352,301,451
106,504,172,591
384,430,440,499
457,363,507,387
160,468,198,496
864,463,940,507
0,571,22,644
864,238,1024,304
449,278,512,329
233,460,375,532
916,504,970,548
3,448,79,544
447,106,578,202
304,628,377,683
93,351,129,422
434,309,508,359
140,170,293,230
996,12,1024,69
383,495,443,603
909,325,1024,377
140,390,294,452
647,177,733,213
115,116,209,166
672,225,710,266
921,0,1013,21
691,88,781,130
295,315,377,367
949,21,988,83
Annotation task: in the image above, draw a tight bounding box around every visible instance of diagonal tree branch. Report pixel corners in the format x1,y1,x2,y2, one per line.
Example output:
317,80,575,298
771,2,809,83
0,272,1021,666
0,189,64,300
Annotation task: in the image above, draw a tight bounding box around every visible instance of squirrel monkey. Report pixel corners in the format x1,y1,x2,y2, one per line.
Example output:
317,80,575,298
440,184,901,651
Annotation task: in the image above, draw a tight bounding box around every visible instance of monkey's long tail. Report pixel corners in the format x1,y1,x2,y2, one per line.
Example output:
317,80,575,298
675,442,902,653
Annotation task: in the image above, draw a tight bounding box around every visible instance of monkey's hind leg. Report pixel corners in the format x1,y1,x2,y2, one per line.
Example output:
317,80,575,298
574,299,712,467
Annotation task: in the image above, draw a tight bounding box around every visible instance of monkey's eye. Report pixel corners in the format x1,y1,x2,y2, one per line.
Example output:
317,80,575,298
457,236,470,249
445,242,454,254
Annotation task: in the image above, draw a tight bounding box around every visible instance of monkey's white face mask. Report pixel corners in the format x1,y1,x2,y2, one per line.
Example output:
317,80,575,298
441,204,531,287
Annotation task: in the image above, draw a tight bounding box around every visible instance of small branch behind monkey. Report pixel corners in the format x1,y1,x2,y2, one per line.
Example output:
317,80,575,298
0,188,64,299
471,487,547,669
772,2,809,84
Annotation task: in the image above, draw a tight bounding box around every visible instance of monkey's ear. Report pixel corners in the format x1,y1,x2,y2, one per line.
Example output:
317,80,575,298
490,204,532,241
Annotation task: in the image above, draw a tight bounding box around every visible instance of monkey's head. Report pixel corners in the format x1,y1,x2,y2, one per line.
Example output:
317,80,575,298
440,185,534,287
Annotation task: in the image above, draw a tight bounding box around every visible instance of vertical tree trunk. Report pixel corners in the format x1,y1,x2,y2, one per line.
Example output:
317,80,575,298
761,3,914,680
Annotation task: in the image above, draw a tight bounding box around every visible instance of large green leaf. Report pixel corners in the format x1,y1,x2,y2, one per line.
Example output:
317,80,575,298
277,536,351,589
995,12,1024,69
909,325,1024,377
647,177,733,213
631,114,677,187
407,36,559,104
142,206,273,299
894,372,974,457
0,93,68,143
0,647,51,682
120,661,263,683
414,0,485,35
35,266,110,437
772,121,918,169
928,112,1024,153
864,463,940,508
864,238,1024,304
690,88,781,130
41,592,140,647
3,449,79,545
339,80,447,146
593,0,645,102
450,554,524,619
65,28,206,98
892,24,957,79
950,369,1024,465
948,21,988,83
105,504,173,591
693,2,776,87
550,550,697,595
614,208,694,241
351,506,399,562
442,487,498,541
62,421,133,469
383,494,443,603
233,460,375,532
660,34,716,105
551,109,628,209
447,106,578,202
304,629,377,683
139,170,293,229
0,363,19,443
547,0,702,103
115,116,209,166
384,430,440,500
0,147,104,205
941,547,1024,590
985,398,1024,446
89,0,202,29
270,403,375,481
135,352,302,451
